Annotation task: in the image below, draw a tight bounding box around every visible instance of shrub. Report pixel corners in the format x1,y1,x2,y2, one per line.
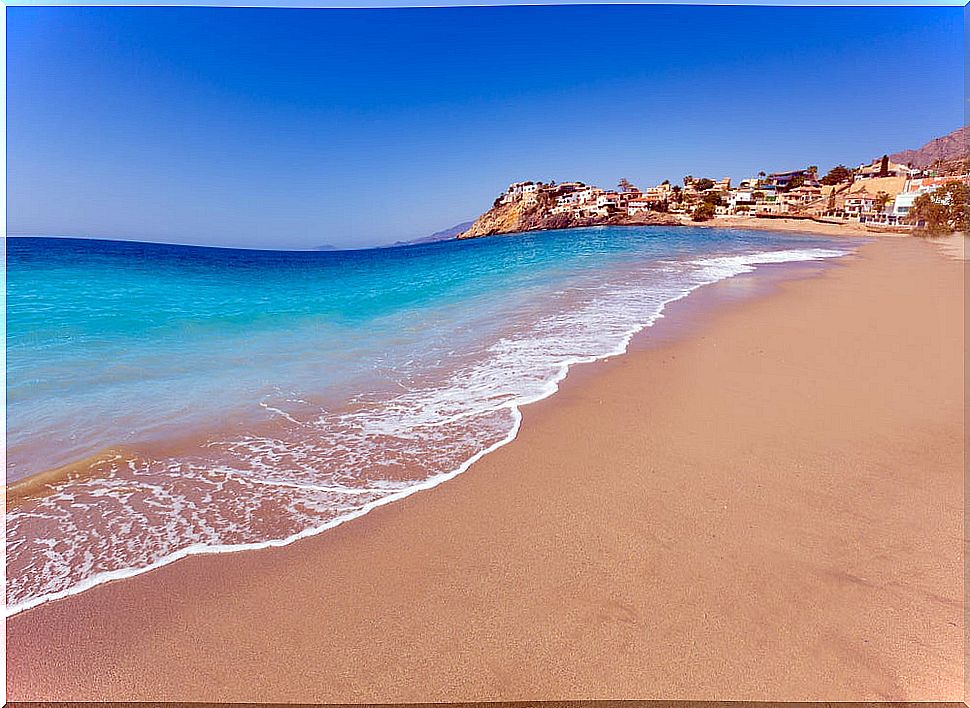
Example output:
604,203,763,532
691,203,716,221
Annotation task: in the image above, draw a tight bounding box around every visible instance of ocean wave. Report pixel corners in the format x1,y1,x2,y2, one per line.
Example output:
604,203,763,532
5,245,848,616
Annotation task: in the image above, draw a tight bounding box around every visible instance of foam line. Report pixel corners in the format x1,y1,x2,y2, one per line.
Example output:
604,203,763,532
6,246,847,618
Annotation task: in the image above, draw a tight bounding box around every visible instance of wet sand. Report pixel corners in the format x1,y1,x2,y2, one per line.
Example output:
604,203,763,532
6,236,964,701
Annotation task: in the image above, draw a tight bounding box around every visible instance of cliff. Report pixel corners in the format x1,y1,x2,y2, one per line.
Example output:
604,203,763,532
458,189,678,240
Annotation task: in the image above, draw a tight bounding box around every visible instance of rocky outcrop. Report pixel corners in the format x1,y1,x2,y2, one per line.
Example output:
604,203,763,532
458,194,547,239
458,190,678,240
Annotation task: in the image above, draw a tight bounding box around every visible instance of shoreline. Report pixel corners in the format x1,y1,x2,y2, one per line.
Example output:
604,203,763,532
5,238,850,617
7,235,963,700
457,215,885,242
701,214,877,238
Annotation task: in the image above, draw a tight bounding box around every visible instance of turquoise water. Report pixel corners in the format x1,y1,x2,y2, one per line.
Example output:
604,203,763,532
6,227,854,613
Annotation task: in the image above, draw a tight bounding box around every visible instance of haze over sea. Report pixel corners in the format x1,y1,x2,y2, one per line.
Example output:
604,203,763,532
7,227,854,613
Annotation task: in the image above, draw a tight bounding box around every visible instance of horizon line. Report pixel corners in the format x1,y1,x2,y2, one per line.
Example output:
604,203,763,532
4,233,456,253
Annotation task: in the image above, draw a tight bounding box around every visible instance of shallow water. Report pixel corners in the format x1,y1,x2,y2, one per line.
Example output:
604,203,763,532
6,227,856,614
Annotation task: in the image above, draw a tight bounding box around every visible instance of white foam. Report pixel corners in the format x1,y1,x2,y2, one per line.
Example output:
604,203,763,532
6,245,848,617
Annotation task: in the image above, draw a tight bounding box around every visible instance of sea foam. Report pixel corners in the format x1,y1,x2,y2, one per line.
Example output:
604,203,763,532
5,235,851,616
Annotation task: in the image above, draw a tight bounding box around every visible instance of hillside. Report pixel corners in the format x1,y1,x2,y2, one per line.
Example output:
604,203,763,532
458,188,676,240
890,126,969,170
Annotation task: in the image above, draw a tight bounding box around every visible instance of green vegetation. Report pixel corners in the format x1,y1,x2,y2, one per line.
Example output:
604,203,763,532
908,182,970,235
691,202,716,221
694,178,715,192
690,192,722,221
820,165,852,185
701,191,723,206
874,191,891,212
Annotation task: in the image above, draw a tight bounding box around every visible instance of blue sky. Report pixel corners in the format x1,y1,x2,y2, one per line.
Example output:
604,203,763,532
7,5,965,249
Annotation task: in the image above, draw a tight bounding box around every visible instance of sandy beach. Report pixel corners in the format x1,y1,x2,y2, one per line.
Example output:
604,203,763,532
703,214,882,239
6,235,964,702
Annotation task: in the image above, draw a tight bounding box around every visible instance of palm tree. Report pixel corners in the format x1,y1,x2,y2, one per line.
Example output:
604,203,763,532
875,191,891,212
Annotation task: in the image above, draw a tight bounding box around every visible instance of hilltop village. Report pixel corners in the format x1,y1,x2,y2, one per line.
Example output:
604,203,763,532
459,155,968,240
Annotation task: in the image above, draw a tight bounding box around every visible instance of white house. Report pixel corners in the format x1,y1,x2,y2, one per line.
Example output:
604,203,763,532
844,191,877,217
627,198,655,216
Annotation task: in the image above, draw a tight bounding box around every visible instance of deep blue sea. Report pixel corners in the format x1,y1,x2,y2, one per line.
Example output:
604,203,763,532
6,226,854,613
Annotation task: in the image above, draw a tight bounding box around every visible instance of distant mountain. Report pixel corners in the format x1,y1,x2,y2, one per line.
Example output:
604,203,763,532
890,126,969,169
394,220,474,246
314,243,341,251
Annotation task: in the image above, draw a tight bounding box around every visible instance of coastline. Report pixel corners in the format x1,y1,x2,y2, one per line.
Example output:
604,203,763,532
5,231,850,618
701,214,878,238
458,215,887,242
7,236,964,701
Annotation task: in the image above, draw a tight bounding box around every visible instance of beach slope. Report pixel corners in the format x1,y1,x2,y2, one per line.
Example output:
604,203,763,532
7,236,964,701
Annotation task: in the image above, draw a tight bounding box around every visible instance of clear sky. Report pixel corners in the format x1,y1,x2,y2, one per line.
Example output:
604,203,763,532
7,4,965,249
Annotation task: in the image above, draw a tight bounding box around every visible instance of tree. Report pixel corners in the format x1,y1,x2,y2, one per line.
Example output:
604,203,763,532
878,154,889,177
908,182,970,234
671,185,683,203
694,178,715,192
821,165,852,185
690,191,723,221
786,174,806,191
683,175,694,186
661,179,670,185
874,191,891,212
691,202,717,221
618,178,638,193
701,191,723,207
807,165,819,177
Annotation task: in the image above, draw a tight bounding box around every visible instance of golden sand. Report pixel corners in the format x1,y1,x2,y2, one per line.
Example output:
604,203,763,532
7,237,964,701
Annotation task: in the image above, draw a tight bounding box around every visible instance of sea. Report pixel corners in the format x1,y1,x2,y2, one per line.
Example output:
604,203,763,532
6,226,857,614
